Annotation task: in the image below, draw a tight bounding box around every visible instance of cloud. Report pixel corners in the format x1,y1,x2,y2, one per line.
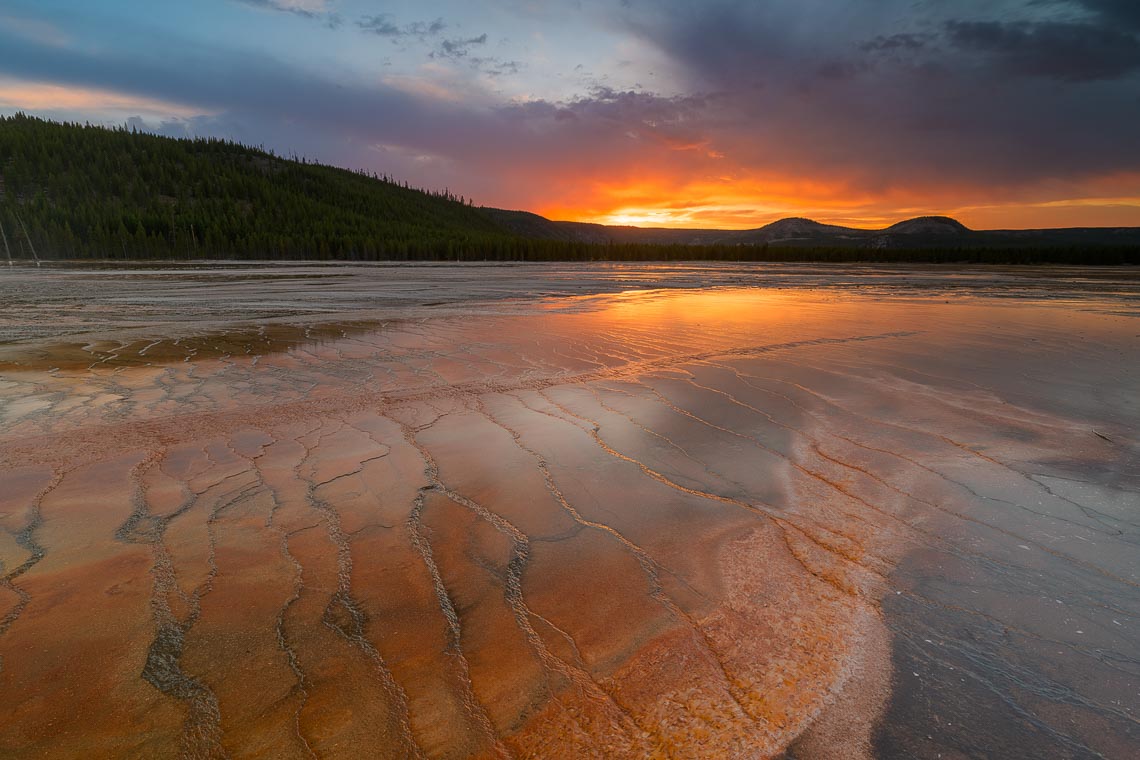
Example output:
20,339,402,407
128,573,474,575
0,22,436,139
354,18,503,75
0,78,209,120
434,33,488,60
946,19,1140,81
470,58,522,77
408,18,448,38
0,13,70,47
607,0,1140,190
859,33,930,53
1068,0,1140,30
356,14,400,37
234,0,341,28
235,0,331,19
356,15,447,40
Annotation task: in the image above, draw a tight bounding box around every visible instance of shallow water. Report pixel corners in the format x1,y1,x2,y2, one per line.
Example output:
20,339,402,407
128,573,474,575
0,263,1137,759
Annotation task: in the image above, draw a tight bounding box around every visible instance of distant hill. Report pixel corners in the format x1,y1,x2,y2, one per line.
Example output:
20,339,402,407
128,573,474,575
884,216,969,235
489,209,1140,250
1,115,1137,263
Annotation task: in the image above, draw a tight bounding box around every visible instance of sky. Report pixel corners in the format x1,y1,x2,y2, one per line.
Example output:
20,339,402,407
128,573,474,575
1,0,1139,230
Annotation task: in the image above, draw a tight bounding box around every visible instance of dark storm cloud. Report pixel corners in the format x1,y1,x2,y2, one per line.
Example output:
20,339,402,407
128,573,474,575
946,19,1140,81
1069,0,1140,30
611,0,1140,189
859,33,930,53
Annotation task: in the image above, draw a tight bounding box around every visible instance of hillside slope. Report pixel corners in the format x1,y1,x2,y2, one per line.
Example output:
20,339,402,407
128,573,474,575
0,114,512,260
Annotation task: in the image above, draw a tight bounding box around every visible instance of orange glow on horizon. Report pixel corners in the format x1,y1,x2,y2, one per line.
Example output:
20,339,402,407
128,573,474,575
539,192,1140,231
533,171,1140,231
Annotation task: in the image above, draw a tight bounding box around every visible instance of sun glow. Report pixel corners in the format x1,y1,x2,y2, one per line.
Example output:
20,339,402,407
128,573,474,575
537,174,1140,230
602,210,680,226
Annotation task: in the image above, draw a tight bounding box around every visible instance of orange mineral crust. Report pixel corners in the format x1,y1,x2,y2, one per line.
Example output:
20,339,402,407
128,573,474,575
1,266,1137,759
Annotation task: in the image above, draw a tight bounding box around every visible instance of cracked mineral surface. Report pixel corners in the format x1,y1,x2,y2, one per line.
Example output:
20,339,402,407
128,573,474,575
0,262,1136,759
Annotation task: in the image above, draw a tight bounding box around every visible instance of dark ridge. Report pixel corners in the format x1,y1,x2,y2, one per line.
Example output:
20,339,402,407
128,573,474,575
758,217,855,236
884,216,971,234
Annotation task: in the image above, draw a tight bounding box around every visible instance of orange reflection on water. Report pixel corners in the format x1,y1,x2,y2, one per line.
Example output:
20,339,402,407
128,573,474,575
1,279,1137,759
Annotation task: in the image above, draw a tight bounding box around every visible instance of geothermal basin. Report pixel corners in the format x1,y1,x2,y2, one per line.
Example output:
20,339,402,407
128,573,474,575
0,262,1137,759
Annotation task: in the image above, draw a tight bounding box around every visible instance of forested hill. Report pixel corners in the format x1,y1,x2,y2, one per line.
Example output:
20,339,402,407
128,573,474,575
0,114,514,260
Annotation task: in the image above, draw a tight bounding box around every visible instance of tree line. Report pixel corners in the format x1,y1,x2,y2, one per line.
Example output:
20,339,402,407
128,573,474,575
0,113,510,261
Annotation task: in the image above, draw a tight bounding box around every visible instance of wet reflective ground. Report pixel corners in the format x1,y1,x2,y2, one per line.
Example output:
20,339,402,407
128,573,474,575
0,263,1137,759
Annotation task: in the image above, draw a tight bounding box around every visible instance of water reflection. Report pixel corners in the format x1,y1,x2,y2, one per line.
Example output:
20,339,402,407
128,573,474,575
0,272,1136,759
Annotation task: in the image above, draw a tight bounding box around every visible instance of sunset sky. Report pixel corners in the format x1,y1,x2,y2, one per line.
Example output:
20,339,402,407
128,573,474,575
1,0,1138,229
